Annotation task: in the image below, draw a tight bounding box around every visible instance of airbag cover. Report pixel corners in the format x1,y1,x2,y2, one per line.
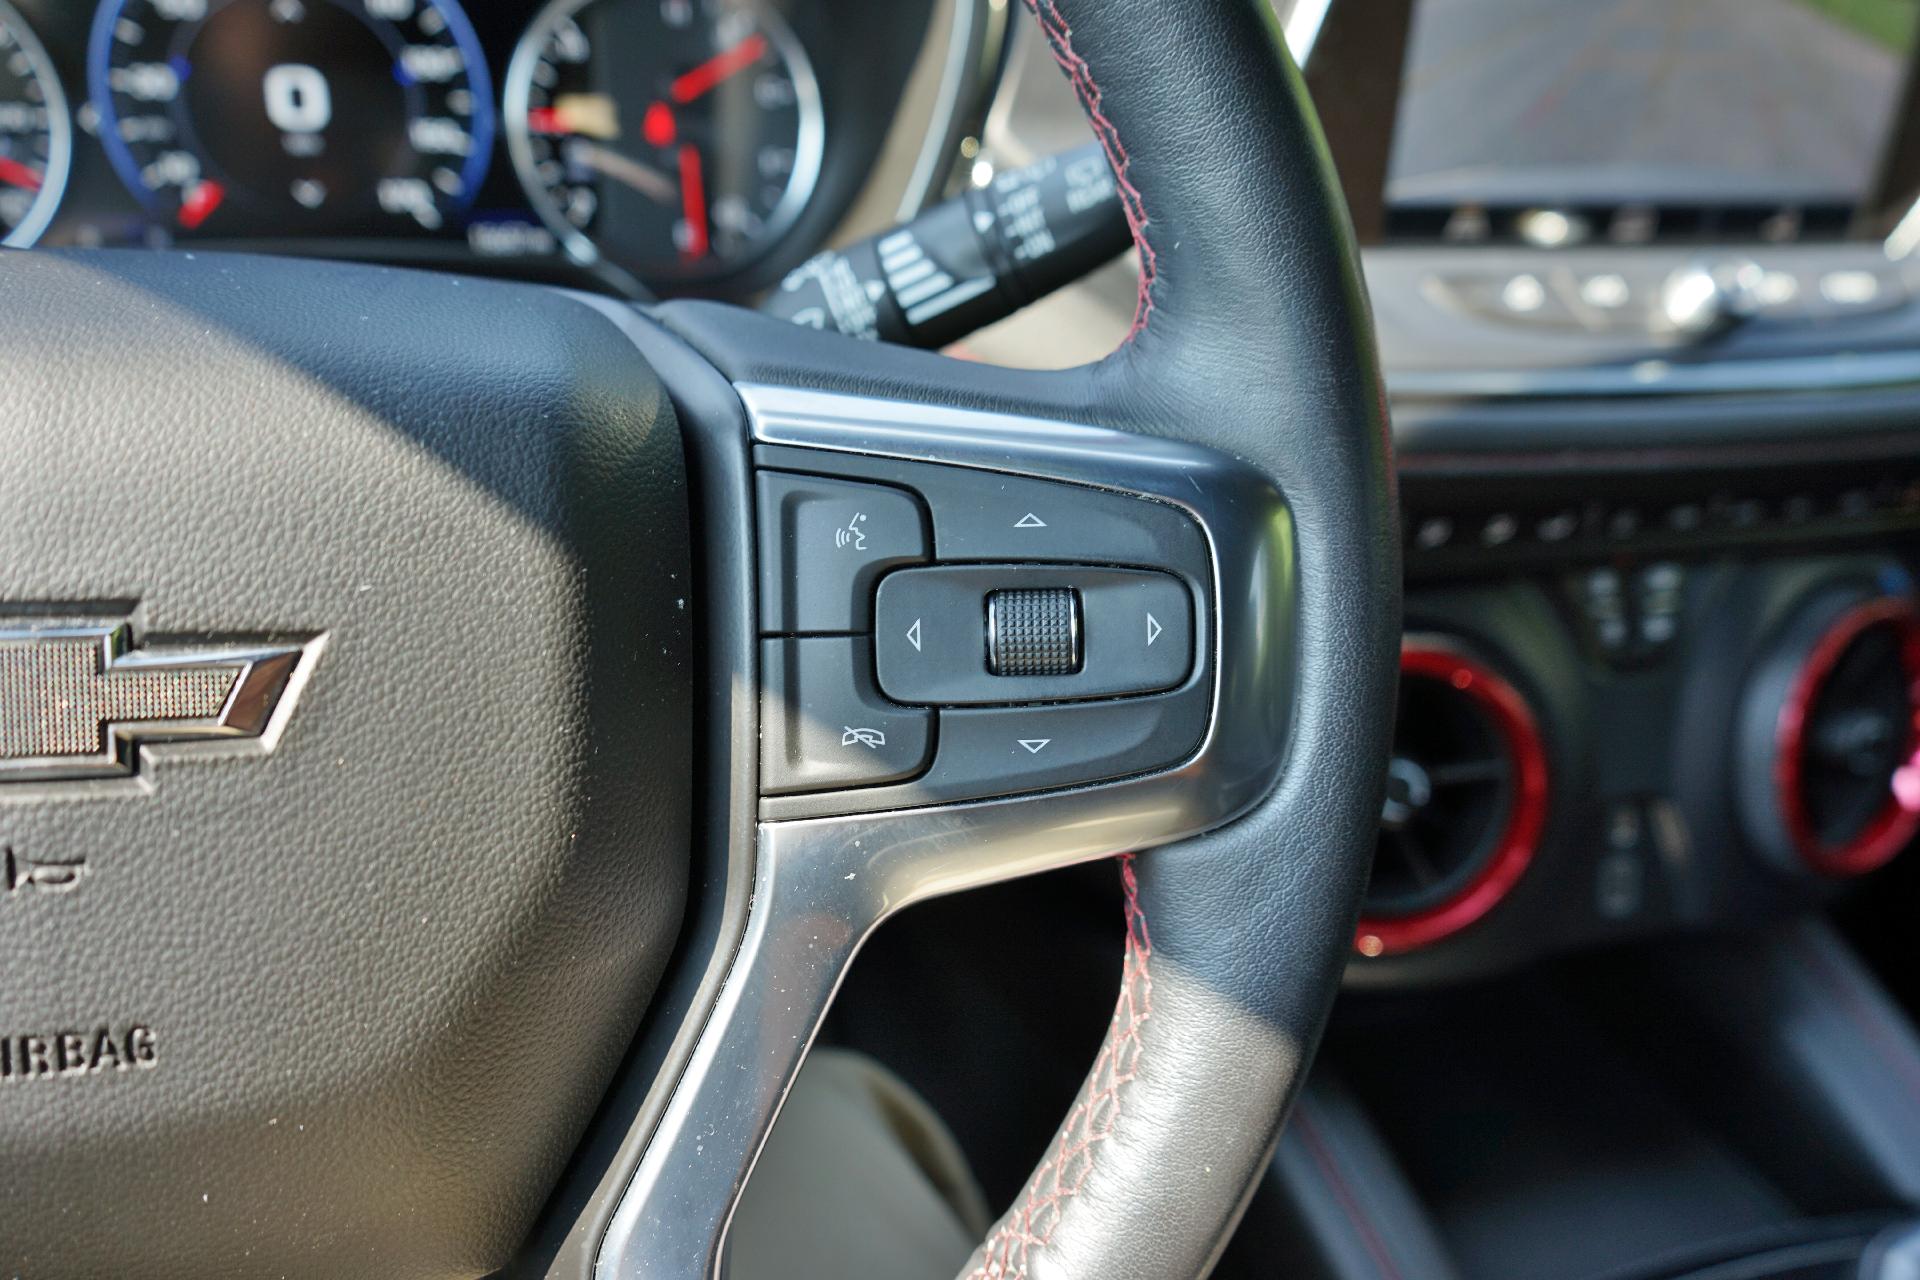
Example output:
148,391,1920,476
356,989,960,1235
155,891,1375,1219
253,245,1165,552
0,251,691,1278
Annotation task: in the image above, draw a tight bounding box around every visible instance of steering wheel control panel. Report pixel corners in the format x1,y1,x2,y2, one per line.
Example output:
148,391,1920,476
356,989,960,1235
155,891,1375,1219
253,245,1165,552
754,446,1213,820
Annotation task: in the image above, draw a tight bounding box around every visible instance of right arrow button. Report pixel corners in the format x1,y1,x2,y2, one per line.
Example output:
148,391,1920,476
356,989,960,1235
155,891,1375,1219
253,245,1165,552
1076,571,1193,696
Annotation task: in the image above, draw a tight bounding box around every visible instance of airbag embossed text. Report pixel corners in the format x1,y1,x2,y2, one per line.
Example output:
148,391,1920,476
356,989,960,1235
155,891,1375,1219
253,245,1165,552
0,1027,156,1081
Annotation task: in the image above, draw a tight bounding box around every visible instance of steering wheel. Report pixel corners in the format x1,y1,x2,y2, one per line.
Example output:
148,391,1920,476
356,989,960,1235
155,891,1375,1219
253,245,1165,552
0,0,1396,1276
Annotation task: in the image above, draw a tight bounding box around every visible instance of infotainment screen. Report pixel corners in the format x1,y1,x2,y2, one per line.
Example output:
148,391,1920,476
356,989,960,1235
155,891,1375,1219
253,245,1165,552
1386,0,1920,236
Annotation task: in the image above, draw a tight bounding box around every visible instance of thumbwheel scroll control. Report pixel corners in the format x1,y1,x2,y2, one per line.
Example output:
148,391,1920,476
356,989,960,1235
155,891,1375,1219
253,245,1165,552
987,588,1082,676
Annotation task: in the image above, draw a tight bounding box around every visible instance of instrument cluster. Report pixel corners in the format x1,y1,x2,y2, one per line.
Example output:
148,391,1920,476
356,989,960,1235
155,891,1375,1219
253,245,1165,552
0,0,937,296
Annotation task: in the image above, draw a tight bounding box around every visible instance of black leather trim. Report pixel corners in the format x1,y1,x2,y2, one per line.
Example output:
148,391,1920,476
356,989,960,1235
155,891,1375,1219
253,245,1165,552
1583,918,1920,1214
1274,1077,1461,1280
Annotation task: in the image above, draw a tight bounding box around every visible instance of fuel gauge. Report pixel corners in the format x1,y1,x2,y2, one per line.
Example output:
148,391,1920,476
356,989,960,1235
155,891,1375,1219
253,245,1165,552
0,0,71,247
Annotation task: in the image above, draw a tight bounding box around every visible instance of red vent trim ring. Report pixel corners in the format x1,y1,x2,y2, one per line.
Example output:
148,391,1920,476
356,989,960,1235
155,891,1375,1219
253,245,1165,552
1356,644,1549,957
1775,598,1920,878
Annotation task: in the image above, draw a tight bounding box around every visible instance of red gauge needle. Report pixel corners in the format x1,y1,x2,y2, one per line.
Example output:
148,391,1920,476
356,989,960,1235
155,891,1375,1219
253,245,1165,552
178,179,225,230
642,101,676,147
677,144,709,261
0,156,42,192
670,33,768,103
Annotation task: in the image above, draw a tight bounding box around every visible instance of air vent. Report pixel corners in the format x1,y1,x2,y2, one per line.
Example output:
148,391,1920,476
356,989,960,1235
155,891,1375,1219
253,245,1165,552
1744,597,1920,877
1356,642,1549,957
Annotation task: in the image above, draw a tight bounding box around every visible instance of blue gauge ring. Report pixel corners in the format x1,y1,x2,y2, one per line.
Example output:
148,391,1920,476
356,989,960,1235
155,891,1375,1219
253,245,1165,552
88,0,495,216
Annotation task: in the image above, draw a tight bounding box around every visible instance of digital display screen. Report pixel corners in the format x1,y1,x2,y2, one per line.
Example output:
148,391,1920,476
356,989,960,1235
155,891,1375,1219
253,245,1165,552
1388,0,1920,214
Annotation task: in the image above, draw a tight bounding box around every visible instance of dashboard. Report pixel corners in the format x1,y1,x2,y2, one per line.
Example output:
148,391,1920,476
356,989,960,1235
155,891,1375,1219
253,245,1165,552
0,0,985,298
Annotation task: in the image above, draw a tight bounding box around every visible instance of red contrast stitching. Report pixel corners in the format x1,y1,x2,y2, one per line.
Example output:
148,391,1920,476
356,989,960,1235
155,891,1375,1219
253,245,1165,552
1022,0,1157,339
966,854,1154,1280
1294,1105,1407,1280
1793,927,1920,1107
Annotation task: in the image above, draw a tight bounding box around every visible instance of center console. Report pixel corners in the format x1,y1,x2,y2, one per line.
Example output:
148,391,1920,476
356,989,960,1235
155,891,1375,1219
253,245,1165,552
1295,183,1920,1280
1271,3,1920,1270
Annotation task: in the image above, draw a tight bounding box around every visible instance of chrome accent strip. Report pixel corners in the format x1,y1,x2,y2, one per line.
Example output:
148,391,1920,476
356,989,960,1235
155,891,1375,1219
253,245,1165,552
1282,0,1335,66
1388,349,1920,402
897,0,1007,220
1885,198,1920,261
592,384,1297,1278
0,0,71,250
0,618,324,794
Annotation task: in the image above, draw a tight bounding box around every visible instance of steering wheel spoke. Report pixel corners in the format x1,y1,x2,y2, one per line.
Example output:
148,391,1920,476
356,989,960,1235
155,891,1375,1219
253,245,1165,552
593,366,1297,1275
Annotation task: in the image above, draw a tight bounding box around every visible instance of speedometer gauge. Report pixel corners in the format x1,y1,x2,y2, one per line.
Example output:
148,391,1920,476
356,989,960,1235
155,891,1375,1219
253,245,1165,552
89,0,493,235
505,0,823,283
0,0,71,248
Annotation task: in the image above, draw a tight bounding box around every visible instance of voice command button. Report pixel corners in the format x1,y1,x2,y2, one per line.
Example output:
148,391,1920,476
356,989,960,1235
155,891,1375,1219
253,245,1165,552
757,472,929,633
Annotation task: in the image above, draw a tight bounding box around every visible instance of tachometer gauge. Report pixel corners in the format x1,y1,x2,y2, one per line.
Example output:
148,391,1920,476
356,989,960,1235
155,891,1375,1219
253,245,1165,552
505,0,824,283
0,0,71,248
89,0,493,234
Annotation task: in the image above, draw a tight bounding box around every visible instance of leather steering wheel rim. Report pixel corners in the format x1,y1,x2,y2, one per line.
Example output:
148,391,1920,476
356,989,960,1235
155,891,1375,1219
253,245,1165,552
954,2,1399,1271
652,1,1400,1273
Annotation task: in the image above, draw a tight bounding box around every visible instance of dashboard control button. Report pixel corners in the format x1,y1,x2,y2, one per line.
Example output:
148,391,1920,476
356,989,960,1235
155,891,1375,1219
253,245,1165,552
752,448,1212,587
1638,562,1683,610
1479,512,1518,547
911,468,1204,567
1660,259,1764,335
757,472,928,633
1635,562,1685,650
1818,268,1891,309
1664,502,1704,533
1753,269,1800,310
1639,614,1678,646
1605,800,1644,852
1535,509,1579,544
1605,507,1642,540
760,638,930,794
1721,497,1766,530
1500,272,1548,314
1595,844,1647,920
923,694,1207,801
1431,270,1580,329
1577,272,1631,310
1413,516,1454,551
874,565,1193,705
1581,568,1631,653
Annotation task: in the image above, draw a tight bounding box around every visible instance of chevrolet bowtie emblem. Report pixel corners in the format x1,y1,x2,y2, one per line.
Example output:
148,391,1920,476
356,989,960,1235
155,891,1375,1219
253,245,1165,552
0,619,322,784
